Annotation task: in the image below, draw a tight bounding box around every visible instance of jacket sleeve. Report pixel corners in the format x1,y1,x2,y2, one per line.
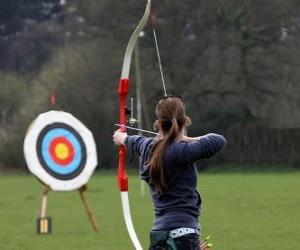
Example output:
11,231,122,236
175,133,226,165
124,135,149,156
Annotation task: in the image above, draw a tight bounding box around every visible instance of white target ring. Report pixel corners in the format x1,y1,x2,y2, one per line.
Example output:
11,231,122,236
24,111,98,191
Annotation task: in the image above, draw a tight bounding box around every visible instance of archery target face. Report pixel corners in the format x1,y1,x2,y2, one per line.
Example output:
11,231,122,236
36,123,87,180
24,111,98,191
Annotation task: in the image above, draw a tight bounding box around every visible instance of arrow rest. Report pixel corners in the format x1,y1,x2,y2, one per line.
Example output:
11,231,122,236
121,98,138,126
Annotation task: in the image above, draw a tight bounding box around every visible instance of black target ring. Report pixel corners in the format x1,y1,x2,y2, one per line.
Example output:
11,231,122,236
36,122,87,180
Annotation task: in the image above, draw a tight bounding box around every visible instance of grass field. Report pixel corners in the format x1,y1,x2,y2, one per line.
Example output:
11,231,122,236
0,171,299,250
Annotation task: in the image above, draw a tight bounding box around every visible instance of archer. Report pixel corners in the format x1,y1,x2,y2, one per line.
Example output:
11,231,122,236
113,96,226,250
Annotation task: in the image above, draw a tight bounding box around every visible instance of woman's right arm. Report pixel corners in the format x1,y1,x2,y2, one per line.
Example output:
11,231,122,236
176,133,227,164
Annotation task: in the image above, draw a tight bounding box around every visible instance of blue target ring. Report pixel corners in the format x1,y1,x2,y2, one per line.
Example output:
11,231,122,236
36,123,87,180
41,128,82,175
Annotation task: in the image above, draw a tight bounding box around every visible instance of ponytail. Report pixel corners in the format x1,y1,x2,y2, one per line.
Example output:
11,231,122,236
148,118,180,193
147,96,189,193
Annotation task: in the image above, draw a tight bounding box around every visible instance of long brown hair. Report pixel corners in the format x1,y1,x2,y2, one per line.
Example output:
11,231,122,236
148,96,190,193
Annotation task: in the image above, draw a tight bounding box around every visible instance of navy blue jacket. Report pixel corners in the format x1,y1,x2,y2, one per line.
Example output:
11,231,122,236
125,133,226,231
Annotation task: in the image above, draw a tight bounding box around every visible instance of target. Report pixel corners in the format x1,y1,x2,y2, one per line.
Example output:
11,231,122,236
36,123,86,180
24,111,98,191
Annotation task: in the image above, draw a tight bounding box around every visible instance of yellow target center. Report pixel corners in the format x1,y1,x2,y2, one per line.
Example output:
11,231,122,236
55,143,69,160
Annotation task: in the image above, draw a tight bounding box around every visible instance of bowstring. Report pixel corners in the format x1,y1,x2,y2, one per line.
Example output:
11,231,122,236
148,1,168,97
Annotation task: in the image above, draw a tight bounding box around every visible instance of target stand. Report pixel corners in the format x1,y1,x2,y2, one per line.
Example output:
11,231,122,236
37,185,52,234
24,111,99,234
36,184,99,234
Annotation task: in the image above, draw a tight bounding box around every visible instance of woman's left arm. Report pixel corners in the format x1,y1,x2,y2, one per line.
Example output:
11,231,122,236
113,130,149,156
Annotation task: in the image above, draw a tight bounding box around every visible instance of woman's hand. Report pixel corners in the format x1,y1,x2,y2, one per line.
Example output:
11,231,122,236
180,135,195,142
113,130,127,146
179,135,204,142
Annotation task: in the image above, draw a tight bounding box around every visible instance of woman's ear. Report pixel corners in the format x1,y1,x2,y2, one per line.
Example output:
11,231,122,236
185,116,191,127
153,120,159,131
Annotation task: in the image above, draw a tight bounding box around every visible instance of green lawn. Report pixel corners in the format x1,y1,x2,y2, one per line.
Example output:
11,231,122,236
0,171,299,250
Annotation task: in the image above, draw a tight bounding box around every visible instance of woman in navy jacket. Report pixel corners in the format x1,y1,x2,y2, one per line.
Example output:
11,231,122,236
113,96,226,250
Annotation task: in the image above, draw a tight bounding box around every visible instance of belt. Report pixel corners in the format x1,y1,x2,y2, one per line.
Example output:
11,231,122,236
169,227,199,239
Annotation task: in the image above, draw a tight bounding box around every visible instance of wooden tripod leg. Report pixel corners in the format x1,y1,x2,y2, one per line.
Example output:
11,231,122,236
37,185,51,234
40,185,50,218
79,185,99,232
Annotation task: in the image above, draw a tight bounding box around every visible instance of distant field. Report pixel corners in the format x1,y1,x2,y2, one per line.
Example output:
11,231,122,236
0,171,299,250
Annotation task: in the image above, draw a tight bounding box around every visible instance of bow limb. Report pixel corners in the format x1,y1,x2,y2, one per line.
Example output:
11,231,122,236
117,1,151,249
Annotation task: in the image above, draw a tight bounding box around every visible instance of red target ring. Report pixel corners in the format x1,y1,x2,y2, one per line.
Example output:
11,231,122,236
49,136,74,166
